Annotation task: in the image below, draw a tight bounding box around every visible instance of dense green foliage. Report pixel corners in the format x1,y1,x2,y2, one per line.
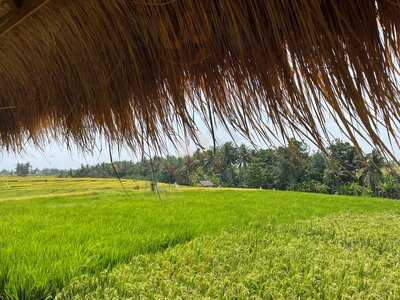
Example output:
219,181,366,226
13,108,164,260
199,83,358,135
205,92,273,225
58,213,400,299
1,178,400,299
71,140,400,199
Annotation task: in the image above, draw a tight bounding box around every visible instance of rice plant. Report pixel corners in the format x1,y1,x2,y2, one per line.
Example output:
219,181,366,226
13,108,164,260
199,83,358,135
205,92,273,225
58,213,400,299
1,177,400,299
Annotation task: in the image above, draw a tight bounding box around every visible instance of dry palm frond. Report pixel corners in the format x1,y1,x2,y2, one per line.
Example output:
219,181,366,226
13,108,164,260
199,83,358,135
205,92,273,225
0,0,399,156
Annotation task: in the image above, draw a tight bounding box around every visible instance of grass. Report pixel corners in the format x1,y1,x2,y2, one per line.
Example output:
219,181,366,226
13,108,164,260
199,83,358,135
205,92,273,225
58,213,400,299
1,177,400,299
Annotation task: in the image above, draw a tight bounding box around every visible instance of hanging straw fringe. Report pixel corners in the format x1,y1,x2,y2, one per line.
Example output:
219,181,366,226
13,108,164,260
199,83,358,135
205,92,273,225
0,0,399,157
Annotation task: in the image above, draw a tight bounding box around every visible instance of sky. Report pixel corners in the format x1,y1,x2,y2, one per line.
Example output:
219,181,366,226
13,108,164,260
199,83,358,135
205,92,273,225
0,125,250,170
1,114,399,171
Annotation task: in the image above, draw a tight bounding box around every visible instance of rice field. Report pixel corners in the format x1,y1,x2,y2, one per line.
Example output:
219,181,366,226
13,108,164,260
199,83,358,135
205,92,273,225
1,177,400,299
58,213,400,299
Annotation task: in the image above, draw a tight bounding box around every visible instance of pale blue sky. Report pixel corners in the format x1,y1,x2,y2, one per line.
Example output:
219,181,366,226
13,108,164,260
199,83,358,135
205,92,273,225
1,114,399,171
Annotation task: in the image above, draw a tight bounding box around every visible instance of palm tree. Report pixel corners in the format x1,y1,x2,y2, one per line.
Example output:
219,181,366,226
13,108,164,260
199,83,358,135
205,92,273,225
238,145,250,172
237,145,251,186
360,150,385,195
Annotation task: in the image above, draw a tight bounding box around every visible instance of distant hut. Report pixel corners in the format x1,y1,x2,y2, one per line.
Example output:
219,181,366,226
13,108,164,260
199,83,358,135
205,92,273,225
199,181,215,188
0,1,399,156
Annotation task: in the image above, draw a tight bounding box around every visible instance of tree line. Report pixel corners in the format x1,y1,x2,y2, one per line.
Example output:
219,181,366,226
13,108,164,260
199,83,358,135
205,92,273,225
1,163,70,177
68,140,400,199
4,140,400,199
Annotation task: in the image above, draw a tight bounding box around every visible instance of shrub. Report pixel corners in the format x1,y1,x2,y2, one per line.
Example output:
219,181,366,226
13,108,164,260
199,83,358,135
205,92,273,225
337,183,372,197
290,181,330,194
378,175,400,199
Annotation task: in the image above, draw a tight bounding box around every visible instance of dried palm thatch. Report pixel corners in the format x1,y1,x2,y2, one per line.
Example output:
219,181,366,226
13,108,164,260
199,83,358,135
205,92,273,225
0,0,399,156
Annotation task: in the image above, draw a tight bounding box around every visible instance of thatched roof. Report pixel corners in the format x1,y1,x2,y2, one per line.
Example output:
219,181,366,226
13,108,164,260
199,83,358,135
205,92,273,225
0,0,399,156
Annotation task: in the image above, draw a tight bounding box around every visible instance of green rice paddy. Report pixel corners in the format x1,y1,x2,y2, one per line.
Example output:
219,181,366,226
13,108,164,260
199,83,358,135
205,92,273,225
1,177,400,299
